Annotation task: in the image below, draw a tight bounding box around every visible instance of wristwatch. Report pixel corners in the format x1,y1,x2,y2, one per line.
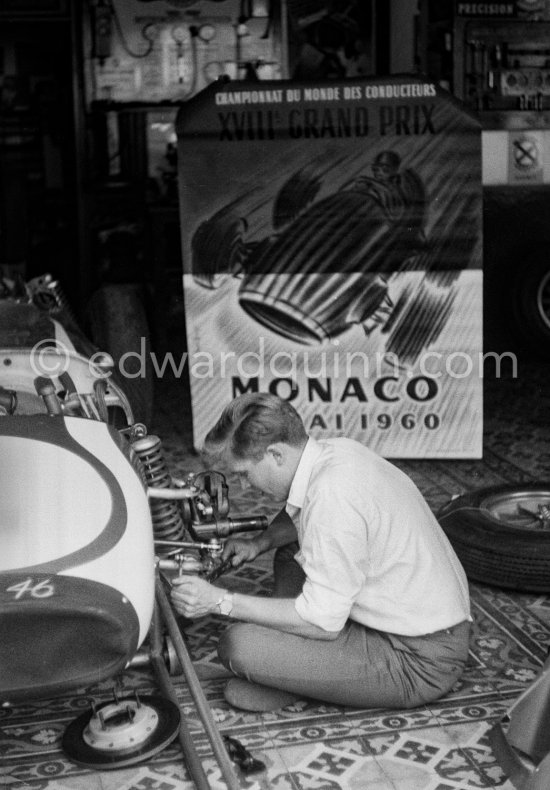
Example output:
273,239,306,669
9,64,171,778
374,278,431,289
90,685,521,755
215,591,234,616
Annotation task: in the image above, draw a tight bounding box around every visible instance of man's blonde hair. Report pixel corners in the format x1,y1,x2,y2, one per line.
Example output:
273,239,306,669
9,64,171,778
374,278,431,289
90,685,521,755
203,393,307,465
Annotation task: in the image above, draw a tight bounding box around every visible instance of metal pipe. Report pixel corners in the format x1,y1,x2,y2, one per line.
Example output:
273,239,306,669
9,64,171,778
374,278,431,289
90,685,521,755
149,600,211,790
214,516,268,535
148,486,197,499
156,540,216,551
155,577,241,790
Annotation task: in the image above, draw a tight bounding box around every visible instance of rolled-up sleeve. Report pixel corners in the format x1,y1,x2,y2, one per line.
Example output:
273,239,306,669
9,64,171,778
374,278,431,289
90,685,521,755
294,483,369,632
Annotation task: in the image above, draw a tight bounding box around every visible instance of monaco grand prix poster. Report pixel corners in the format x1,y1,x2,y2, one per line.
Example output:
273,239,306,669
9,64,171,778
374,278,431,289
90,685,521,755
176,76,483,458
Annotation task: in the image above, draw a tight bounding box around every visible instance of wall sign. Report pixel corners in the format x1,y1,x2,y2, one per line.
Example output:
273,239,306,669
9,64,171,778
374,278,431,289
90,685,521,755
177,77,483,458
455,1,549,17
508,131,544,183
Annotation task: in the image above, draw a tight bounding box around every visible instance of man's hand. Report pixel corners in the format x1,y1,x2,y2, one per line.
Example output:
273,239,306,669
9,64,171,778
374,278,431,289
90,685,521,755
170,576,224,619
222,536,263,567
220,508,297,568
170,574,340,640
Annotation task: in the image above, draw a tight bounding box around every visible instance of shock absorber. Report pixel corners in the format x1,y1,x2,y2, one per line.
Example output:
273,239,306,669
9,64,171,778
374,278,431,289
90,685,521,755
131,434,186,547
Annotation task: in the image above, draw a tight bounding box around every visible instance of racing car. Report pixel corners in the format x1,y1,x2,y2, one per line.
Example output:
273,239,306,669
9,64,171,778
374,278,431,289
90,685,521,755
0,273,266,784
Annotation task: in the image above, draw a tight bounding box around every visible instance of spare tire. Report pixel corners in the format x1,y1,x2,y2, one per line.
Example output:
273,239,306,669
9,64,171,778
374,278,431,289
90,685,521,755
512,251,550,359
438,483,550,593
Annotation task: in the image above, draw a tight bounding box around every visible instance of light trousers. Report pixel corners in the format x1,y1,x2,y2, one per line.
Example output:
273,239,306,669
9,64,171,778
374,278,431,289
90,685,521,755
217,543,470,708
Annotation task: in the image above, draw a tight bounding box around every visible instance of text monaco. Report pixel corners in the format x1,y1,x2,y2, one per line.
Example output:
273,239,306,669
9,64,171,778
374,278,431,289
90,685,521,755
231,375,440,403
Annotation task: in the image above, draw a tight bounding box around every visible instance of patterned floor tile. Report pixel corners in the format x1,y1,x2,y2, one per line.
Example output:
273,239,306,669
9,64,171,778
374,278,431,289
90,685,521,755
366,724,518,790
99,765,196,790
420,715,524,789
19,778,104,790
272,738,392,790
154,748,293,790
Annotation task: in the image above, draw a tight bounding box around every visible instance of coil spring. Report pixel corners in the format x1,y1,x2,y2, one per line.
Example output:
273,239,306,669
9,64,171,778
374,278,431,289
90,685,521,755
131,434,185,546
539,504,550,521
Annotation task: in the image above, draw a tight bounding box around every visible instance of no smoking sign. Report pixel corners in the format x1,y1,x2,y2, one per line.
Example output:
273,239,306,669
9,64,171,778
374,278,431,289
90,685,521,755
509,132,543,183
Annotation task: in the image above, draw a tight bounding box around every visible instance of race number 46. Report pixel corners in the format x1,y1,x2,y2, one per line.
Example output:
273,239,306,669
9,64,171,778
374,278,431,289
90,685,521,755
6,578,55,600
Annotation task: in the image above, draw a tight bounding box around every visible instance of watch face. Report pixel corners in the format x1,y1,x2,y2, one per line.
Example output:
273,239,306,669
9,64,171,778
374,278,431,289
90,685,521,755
220,595,233,615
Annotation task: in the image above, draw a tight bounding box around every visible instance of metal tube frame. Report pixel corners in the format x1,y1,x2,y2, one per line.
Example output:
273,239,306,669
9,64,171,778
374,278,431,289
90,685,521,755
152,576,242,790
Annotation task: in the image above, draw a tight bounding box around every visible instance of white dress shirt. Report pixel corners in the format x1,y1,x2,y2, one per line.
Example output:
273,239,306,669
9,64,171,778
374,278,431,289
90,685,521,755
287,437,471,636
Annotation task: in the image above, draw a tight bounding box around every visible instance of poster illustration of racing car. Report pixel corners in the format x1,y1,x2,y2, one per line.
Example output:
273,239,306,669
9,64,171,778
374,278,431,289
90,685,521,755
177,76,483,458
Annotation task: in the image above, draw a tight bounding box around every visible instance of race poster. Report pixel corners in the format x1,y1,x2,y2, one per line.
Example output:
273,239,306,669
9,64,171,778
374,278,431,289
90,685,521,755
176,76,483,458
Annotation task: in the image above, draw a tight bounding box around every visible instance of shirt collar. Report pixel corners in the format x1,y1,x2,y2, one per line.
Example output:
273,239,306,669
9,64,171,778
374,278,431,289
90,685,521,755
287,437,323,511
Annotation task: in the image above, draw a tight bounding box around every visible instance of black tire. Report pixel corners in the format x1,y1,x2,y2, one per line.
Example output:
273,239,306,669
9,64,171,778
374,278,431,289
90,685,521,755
272,165,322,229
512,251,550,359
85,284,154,426
384,272,458,365
438,483,550,593
191,209,246,288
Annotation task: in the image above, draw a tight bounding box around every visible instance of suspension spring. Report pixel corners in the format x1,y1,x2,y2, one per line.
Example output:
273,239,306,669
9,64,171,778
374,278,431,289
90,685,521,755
132,435,185,546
